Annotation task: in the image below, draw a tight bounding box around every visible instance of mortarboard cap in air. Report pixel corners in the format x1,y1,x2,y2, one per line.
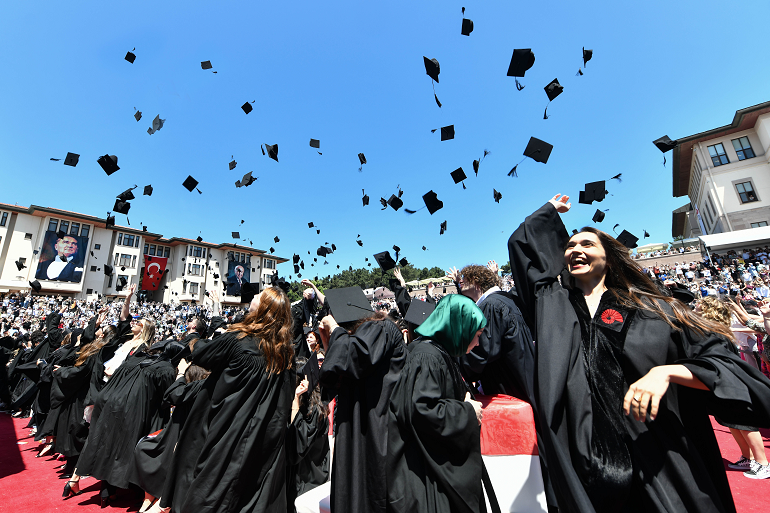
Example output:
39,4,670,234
97,154,120,175
196,235,203,242
461,18,474,36
523,137,553,164
113,199,131,215
232,232,240,239
239,171,256,187
616,230,638,249
270,247,275,254
493,189,502,203
264,144,278,162
358,153,367,165
324,286,373,325
579,181,606,204
583,47,593,67
507,49,535,77
404,298,436,326
64,152,80,167
387,194,403,211
440,221,447,235
143,185,153,196
450,167,467,184
299,352,320,392
201,60,212,69
544,78,563,101
134,111,142,121
399,258,409,267
182,175,199,192
104,264,113,276
125,51,136,63
423,56,440,83
309,139,320,149
242,102,253,114
274,236,280,243
29,280,42,292
592,209,605,223
56,229,67,239
15,259,26,271
116,188,135,202
241,281,258,304
229,160,237,170
373,251,397,271
439,125,455,141
105,214,115,228
423,190,443,215
653,135,678,153
362,190,369,206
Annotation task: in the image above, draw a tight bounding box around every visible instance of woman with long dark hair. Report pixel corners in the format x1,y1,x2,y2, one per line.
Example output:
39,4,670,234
158,286,295,513
508,194,770,512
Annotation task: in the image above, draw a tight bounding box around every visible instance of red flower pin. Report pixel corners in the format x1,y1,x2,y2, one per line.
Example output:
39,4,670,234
601,309,623,325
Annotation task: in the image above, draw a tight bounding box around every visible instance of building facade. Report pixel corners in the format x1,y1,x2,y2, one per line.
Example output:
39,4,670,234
671,101,770,238
0,202,287,303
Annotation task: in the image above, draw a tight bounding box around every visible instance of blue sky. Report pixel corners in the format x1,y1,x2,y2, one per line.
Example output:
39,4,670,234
2,1,769,277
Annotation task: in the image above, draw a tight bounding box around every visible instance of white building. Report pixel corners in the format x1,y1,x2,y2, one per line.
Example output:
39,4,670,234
671,101,770,238
0,202,287,304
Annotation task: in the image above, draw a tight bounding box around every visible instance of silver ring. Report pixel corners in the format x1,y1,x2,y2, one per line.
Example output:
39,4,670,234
633,395,641,402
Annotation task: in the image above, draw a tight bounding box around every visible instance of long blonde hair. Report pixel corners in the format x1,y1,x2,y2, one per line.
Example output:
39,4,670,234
136,318,156,344
228,287,293,375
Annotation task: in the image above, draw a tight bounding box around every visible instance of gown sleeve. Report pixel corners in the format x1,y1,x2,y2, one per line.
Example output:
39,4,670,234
50,360,93,408
81,315,99,345
189,331,244,373
287,408,328,465
390,280,412,318
319,322,390,386
460,300,508,381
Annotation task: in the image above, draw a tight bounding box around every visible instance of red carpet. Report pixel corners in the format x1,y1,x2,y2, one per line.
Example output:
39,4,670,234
1,413,768,512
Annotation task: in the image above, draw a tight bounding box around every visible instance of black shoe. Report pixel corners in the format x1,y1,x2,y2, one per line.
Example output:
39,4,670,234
62,480,81,499
59,473,73,479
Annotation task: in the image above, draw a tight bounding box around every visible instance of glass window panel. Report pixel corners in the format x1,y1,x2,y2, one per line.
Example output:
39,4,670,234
144,243,149,254
80,225,90,238
736,183,745,193
719,155,729,165
118,233,123,245
732,139,742,151
708,145,718,157
47,219,58,232
745,148,755,159
164,247,170,258
70,222,80,235
149,245,156,256
60,221,69,233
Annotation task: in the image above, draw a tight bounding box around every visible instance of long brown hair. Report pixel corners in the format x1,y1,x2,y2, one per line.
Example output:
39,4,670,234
75,325,117,367
569,227,734,340
228,287,293,374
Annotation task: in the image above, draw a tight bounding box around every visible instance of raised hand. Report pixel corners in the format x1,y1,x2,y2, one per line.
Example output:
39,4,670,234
548,194,571,214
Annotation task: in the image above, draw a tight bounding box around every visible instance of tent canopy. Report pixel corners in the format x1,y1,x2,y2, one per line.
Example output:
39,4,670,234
699,226,770,252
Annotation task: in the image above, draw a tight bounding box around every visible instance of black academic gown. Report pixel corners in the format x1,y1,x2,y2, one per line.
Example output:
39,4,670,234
76,346,176,488
508,202,770,513
390,280,436,319
286,407,330,512
319,320,407,513
160,332,294,513
129,377,206,498
10,314,63,412
291,299,322,361
387,340,484,513
35,342,79,441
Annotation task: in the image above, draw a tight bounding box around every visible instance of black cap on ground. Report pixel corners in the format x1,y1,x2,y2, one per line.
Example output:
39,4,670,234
461,18,474,36
116,188,136,202
310,139,320,149
387,195,403,211
97,154,120,175
507,49,535,77
583,47,593,67
182,175,199,192
29,280,42,292
113,199,131,215
523,137,553,164
373,251,397,271
423,57,440,83
450,167,467,184
579,181,607,205
143,185,153,196
242,102,253,114
423,190,443,215
592,209,605,223
544,78,564,101
404,297,436,326
201,60,213,69
325,286,373,325
125,51,136,63
64,153,80,167
264,144,278,162
653,135,678,153
616,230,638,249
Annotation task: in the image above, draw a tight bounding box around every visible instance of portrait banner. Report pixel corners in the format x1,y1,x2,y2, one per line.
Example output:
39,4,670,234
34,230,88,283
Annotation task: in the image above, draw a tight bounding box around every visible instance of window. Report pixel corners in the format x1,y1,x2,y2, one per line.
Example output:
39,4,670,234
0,212,7,227
264,259,275,269
735,181,758,203
124,234,135,247
149,244,156,256
131,255,137,268
707,143,729,167
70,222,80,236
135,237,140,248
119,254,132,267
60,220,69,234
86,288,93,295
192,246,203,258
732,137,755,161
90,266,97,272
118,233,123,245
751,222,768,228
80,225,90,238
114,253,119,265
144,243,149,254
164,247,170,258
94,243,100,250
24,233,32,240
107,274,113,287
189,264,202,276
182,281,188,293
47,218,58,232
190,283,199,295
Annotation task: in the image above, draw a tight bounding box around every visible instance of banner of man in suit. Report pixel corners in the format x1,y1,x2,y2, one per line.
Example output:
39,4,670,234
225,260,251,296
35,230,88,283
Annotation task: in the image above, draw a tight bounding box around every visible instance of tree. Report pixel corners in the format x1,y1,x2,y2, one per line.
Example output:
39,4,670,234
500,261,511,274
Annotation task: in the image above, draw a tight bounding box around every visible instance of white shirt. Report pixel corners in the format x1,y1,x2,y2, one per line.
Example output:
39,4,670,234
46,255,74,280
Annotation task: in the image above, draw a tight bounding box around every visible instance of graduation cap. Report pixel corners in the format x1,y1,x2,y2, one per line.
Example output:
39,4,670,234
293,254,300,264
461,18,474,36
423,56,440,83
104,264,113,276
143,185,153,196
653,135,678,153
359,189,368,207
143,226,148,232
182,175,199,192
29,280,42,292
440,221,447,235
616,230,638,249
356,240,363,247
324,286,373,325
373,251,397,271
147,115,165,135
195,235,203,243
125,50,136,63
431,125,455,141
583,47,593,67
450,167,467,189
543,78,563,119
294,264,300,274
56,228,67,239
134,110,142,121
115,276,128,292
592,209,605,223
299,351,320,392
116,187,136,201
643,229,650,238
264,144,278,162
310,139,320,149
113,199,131,215
97,154,120,175
105,214,115,228
241,281,258,304
273,236,280,243
317,246,332,257
404,297,436,326
270,247,275,254
242,102,254,114
201,60,213,69
399,258,409,267
387,194,403,211
578,181,606,205
509,137,553,177
493,189,502,203
229,159,237,170
423,190,443,215
232,231,240,239
15,259,26,271
507,49,535,90
64,152,80,167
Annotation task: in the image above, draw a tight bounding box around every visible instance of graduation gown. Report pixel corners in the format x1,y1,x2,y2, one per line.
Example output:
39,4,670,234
129,377,206,498
387,340,483,513
508,202,770,513
160,332,294,513
35,342,79,441
76,347,176,488
318,320,406,513
286,407,330,511
10,314,63,411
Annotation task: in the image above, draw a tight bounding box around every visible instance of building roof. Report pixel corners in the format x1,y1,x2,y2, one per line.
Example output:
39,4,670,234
671,202,692,238
671,101,770,197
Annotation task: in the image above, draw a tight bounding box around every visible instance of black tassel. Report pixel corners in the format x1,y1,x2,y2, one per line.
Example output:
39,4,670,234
515,78,525,91
508,165,518,177
543,104,549,120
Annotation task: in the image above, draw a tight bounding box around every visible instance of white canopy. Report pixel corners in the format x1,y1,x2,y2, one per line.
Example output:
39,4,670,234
635,243,669,254
698,226,770,251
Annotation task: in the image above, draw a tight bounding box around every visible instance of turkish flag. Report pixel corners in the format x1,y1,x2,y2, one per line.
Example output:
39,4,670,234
142,255,168,291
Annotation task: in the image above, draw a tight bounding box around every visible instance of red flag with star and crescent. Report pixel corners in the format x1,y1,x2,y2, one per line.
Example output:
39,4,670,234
142,255,168,291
